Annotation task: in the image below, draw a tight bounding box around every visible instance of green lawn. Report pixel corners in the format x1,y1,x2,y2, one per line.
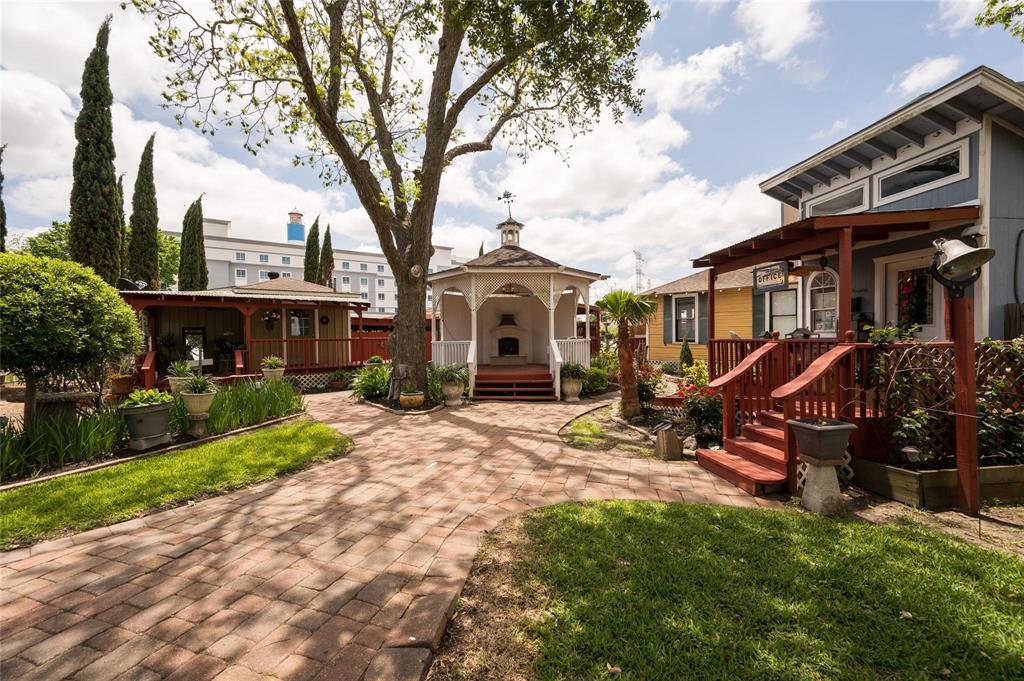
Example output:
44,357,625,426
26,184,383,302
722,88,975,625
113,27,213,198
453,502,1024,680
0,420,351,549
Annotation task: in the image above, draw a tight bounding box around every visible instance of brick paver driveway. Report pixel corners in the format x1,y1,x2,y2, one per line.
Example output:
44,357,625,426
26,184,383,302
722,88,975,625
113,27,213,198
1,395,779,680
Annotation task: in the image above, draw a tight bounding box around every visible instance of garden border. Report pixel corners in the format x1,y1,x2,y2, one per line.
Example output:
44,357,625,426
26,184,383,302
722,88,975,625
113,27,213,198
0,412,306,493
358,397,446,416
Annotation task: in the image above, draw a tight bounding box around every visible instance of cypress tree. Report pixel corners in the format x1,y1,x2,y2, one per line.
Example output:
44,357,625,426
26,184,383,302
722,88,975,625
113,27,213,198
303,216,320,282
318,225,334,287
0,145,7,253
177,196,208,290
115,173,127,274
127,134,160,289
478,241,484,256
68,16,121,283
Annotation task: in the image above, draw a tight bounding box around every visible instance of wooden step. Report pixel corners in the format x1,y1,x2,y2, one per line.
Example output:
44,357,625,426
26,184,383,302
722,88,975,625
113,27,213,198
757,409,787,429
742,422,785,449
474,394,557,401
474,386,555,394
475,373,552,381
475,378,553,386
723,436,787,474
696,448,786,496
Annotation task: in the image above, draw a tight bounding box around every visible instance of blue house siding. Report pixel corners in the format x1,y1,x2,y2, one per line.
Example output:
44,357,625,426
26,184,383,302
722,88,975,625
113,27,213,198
987,122,1024,339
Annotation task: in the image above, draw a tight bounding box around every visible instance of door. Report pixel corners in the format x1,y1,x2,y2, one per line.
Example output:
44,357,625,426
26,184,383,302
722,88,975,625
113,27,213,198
884,254,946,340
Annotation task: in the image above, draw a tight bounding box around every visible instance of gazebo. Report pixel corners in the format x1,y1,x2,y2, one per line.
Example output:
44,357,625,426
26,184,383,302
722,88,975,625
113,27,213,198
428,216,606,400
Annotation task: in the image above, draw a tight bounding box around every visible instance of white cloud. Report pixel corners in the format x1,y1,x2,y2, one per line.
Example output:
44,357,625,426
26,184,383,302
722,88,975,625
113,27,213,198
890,56,963,97
810,118,849,141
637,44,746,113
734,0,823,64
934,0,985,36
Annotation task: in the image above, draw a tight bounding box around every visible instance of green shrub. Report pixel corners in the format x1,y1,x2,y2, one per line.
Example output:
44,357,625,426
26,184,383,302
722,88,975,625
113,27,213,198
365,355,385,365
680,360,709,387
351,363,391,400
183,374,216,394
591,349,619,380
434,364,468,384
203,379,304,435
167,360,193,378
660,361,680,376
679,336,694,367
261,355,285,370
635,362,662,406
561,362,587,380
582,367,609,396
675,383,723,446
121,389,174,407
1,407,126,480
326,369,353,387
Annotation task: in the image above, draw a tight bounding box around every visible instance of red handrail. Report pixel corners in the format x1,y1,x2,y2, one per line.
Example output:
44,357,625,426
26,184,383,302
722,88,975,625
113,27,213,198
709,341,780,389
771,344,856,401
139,351,156,389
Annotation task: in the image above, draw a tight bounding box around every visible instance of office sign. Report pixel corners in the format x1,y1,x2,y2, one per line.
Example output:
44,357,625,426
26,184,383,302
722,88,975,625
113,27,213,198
753,262,789,294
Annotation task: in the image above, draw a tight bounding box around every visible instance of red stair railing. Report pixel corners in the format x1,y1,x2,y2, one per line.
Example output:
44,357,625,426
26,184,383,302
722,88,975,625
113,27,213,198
709,336,785,441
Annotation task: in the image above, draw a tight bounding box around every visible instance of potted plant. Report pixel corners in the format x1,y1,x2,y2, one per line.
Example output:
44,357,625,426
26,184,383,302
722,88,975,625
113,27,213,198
166,359,193,394
436,364,468,406
181,373,217,416
120,388,174,450
399,379,425,410
786,417,858,463
109,355,137,398
365,355,385,365
261,355,286,382
326,369,351,390
560,362,586,402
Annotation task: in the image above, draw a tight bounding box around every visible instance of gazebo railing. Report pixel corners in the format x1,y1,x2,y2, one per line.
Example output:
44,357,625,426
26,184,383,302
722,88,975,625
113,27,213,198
432,340,471,367
556,338,590,368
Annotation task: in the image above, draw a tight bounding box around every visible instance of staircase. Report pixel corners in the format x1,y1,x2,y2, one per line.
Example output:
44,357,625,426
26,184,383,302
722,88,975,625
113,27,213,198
473,366,557,401
696,409,788,496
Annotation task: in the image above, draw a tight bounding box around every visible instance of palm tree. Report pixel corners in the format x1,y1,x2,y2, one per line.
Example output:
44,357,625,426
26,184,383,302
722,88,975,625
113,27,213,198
597,290,657,419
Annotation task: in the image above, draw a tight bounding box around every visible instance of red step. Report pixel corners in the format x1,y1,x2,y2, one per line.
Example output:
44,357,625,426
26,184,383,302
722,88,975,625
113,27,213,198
696,448,786,496
741,423,785,449
724,436,787,474
757,409,787,429
474,394,557,401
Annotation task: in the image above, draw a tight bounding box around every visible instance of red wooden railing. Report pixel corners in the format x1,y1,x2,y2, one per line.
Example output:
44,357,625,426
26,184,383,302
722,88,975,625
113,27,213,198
138,351,157,389
710,338,774,379
247,334,391,372
709,341,784,441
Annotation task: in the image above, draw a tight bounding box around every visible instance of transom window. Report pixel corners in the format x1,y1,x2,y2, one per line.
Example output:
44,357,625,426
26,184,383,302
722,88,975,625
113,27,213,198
807,271,838,335
673,295,697,343
807,183,866,217
876,139,968,205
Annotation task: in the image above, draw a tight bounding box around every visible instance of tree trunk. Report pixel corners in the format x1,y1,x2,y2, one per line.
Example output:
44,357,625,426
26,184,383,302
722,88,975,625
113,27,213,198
617,319,640,419
23,377,38,425
389,271,428,399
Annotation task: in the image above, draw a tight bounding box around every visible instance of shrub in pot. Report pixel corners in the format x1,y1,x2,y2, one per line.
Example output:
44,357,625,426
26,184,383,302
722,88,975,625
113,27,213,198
326,369,351,390
365,355,385,365
261,355,286,381
435,364,468,406
561,362,586,402
399,380,425,410
120,389,174,450
166,359,193,394
181,374,217,416
109,355,137,397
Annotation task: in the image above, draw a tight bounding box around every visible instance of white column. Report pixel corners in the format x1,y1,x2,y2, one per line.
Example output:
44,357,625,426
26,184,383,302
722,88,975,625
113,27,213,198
470,279,477,364
549,275,556,345
584,286,591,367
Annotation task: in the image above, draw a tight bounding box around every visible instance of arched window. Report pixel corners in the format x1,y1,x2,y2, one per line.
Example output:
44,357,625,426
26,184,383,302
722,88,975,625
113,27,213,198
807,270,838,336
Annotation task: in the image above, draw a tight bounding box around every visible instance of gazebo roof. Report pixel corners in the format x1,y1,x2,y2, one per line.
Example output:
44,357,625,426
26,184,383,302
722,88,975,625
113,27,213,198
463,244,560,268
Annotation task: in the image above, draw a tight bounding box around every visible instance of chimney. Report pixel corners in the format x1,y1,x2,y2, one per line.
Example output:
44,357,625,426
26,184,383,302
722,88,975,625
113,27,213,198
287,209,304,243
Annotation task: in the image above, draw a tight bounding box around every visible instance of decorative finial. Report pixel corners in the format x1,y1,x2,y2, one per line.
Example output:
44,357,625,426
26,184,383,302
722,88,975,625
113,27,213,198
498,190,516,219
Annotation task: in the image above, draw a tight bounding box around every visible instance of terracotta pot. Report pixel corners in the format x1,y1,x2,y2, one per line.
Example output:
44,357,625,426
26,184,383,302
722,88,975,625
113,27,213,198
399,391,425,410
110,374,135,395
121,401,172,450
328,381,348,390
166,376,189,395
181,391,216,416
262,367,286,382
441,381,464,407
561,377,583,402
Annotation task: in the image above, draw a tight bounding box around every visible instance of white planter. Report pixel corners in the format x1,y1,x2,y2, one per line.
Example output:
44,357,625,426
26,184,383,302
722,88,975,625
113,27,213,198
442,381,464,407
166,376,189,395
562,377,583,402
181,391,216,416
262,367,286,382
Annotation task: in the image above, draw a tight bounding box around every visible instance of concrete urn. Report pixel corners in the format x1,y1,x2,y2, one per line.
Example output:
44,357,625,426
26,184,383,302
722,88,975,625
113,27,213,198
181,391,216,416
441,381,464,407
262,368,286,382
561,378,583,402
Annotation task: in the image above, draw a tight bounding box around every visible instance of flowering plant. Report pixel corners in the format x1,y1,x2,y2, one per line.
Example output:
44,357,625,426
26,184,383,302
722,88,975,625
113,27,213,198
675,383,723,447
634,361,662,406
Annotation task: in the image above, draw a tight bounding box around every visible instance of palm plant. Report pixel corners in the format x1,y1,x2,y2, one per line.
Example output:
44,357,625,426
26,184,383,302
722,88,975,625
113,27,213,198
596,290,656,419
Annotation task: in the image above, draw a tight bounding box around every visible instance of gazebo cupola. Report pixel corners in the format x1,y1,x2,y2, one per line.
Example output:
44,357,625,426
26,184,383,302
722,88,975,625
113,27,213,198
497,217,524,246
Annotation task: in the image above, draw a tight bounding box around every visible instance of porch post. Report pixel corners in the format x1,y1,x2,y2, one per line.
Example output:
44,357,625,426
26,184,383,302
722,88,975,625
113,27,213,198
469,279,478,375
838,227,853,338
584,285,591,367
951,295,980,515
314,306,320,367
356,308,363,364
281,307,288,366
707,268,716,375
242,307,253,372
548,275,556,345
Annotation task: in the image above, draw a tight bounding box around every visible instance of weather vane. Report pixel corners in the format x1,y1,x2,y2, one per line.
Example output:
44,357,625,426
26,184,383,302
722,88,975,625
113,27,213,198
498,190,516,218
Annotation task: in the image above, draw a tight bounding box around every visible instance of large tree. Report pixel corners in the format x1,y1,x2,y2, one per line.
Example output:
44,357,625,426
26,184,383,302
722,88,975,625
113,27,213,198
977,1,1024,40
116,173,127,274
69,16,121,284
157,231,180,290
318,225,334,287
127,134,160,289
17,221,71,260
177,196,208,290
303,216,321,283
133,0,654,392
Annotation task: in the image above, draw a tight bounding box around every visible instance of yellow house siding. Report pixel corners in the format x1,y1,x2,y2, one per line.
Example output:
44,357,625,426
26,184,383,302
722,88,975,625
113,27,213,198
647,288,752,363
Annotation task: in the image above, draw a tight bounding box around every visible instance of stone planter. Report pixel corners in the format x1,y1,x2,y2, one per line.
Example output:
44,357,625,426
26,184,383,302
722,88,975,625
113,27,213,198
262,367,286,382
787,417,857,515
441,381,464,407
166,376,190,395
851,459,1024,510
399,391,425,410
121,402,172,451
109,374,135,396
181,391,216,416
561,377,583,402
37,392,98,423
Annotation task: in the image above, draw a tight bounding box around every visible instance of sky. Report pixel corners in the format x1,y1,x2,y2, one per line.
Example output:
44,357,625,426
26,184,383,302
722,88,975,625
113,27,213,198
2,0,1022,296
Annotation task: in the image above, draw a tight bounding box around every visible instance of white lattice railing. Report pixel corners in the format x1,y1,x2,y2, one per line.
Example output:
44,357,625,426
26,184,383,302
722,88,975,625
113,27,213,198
432,340,470,367
549,339,563,400
556,338,590,368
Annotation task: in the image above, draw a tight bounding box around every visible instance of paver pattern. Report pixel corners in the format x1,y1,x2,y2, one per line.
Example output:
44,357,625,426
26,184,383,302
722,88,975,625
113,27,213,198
1,395,780,680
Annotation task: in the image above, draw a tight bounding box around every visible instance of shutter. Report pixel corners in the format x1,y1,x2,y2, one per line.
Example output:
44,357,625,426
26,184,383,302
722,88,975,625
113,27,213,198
753,291,765,337
697,292,708,344
662,295,673,344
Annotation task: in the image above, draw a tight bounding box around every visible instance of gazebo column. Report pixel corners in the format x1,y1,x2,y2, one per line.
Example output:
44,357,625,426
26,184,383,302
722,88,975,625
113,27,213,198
584,286,591,367
838,227,853,338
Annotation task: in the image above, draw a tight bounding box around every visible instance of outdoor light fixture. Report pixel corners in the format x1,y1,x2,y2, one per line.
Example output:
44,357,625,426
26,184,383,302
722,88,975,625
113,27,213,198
929,237,995,298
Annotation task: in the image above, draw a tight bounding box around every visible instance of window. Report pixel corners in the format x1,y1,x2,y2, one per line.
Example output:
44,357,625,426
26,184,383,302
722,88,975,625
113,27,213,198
183,328,206,361
258,270,270,280
289,310,312,338
378,307,386,313
377,293,385,301
426,293,432,302
281,256,291,265
234,268,247,281
281,272,292,278
360,263,368,271
394,294,399,301
673,295,697,343
769,289,798,336
360,277,368,286
807,271,838,335
807,183,866,217
234,252,246,262
377,278,385,287
259,254,269,264
427,266,434,274
896,266,934,326
377,264,385,273
342,261,350,270
360,292,369,300
876,139,968,205
331,277,337,290
342,276,350,285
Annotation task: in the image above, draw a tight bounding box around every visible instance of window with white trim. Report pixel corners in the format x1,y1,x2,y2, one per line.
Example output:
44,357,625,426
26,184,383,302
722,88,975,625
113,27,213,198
281,256,291,265
234,268,247,281
376,278,385,287
377,292,385,301
673,295,697,343
258,254,269,263
360,277,368,286
360,263,368,271
875,138,969,205
377,264,385,273
342,261,350,270
258,270,270,280
807,270,838,336
234,252,246,262
360,292,368,300
806,182,867,217
342,276,350,285
281,272,292,278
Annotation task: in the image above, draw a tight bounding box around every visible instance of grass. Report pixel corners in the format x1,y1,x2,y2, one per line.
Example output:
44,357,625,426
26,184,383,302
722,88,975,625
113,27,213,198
0,420,351,549
436,502,1024,681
